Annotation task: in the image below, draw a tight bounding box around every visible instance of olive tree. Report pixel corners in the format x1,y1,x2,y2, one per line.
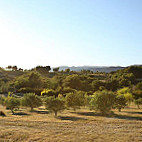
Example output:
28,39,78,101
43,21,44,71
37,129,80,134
44,97,65,117
114,94,127,112
117,87,133,105
134,98,142,109
65,91,86,110
89,90,115,115
2,96,20,114
21,93,42,111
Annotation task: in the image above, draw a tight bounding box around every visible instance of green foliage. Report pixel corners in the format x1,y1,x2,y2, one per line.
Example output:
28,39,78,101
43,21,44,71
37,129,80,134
3,96,20,114
91,80,104,91
105,80,120,91
12,66,18,71
135,82,142,90
14,76,29,89
28,72,43,88
22,93,42,111
0,82,9,93
61,87,76,94
117,87,133,104
126,66,142,78
85,95,92,107
132,90,142,100
15,72,42,88
117,87,131,95
63,74,82,90
65,91,87,110
114,94,127,112
89,90,115,114
44,97,65,117
0,96,6,106
18,87,42,95
42,78,53,89
65,68,70,73
134,98,142,109
41,89,58,97
36,66,51,73
110,72,134,87
124,92,133,105
53,67,59,72
14,72,43,93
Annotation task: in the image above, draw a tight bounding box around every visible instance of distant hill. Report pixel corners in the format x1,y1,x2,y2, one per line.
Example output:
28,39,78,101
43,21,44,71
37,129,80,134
55,66,125,73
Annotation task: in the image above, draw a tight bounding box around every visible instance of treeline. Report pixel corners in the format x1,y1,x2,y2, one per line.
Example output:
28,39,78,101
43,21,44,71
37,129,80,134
0,65,142,116
0,86,142,117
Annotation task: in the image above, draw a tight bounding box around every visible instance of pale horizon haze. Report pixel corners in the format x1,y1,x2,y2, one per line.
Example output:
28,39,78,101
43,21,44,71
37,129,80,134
0,0,142,69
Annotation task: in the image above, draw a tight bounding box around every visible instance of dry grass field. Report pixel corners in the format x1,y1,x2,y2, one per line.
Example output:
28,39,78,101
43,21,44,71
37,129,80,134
0,105,142,142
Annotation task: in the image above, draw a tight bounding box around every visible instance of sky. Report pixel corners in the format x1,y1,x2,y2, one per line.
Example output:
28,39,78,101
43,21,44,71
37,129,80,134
0,0,142,69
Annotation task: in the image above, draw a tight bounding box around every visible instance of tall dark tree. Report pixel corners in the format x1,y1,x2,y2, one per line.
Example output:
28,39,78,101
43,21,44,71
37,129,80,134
12,66,17,71
53,67,59,72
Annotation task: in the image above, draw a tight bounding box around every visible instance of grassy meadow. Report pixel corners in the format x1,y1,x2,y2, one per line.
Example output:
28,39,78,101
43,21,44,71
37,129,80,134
0,104,142,142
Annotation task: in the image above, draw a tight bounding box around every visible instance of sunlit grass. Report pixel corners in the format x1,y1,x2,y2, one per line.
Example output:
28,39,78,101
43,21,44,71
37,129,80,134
0,104,142,142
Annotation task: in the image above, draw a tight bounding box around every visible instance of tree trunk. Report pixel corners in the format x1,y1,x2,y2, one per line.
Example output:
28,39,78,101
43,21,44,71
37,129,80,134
118,108,121,112
54,111,57,117
11,109,15,114
31,107,33,111
137,104,140,109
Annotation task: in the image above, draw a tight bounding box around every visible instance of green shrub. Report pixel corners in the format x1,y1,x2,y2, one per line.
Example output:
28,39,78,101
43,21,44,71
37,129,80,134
114,94,127,112
44,97,65,117
0,96,6,106
89,90,115,115
4,96,20,114
21,93,42,111
134,98,142,109
65,91,86,110
117,87,133,105
41,89,58,97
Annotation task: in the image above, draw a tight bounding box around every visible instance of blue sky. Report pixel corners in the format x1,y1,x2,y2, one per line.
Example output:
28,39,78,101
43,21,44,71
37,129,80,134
0,0,142,69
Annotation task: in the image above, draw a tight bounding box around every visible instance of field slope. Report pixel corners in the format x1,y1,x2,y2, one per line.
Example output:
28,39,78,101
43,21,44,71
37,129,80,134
0,105,142,142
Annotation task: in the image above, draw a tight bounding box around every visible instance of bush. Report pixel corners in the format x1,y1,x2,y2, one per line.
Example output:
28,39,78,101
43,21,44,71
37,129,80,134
41,89,58,97
4,96,20,114
134,98,142,109
135,82,142,90
0,96,6,106
44,97,65,117
18,87,42,95
89,90,115,115
61,87,76,95
65,91,86,110
124,92,133,105
21,93,42,111
132,90,142,100
114,94,127,112
117,87,133,105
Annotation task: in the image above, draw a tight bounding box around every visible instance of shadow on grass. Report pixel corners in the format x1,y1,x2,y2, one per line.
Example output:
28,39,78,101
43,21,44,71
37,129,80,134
72,111,142,121
125,107,138,110
13,112,30,116
58,116,87,121
111,114,142,121
38,107,46,110
32,110,49,114
125,111,142,115
71,111,101,116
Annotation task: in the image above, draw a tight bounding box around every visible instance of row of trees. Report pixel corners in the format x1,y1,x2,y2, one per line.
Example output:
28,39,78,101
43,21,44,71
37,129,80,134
1,87,141,117
0,65,142,117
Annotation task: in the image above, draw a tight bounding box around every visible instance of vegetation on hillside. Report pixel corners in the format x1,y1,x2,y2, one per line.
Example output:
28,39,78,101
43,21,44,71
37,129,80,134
0,65,142,115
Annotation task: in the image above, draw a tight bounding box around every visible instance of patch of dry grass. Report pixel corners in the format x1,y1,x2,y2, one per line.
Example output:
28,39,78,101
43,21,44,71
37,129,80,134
0,105,142,142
